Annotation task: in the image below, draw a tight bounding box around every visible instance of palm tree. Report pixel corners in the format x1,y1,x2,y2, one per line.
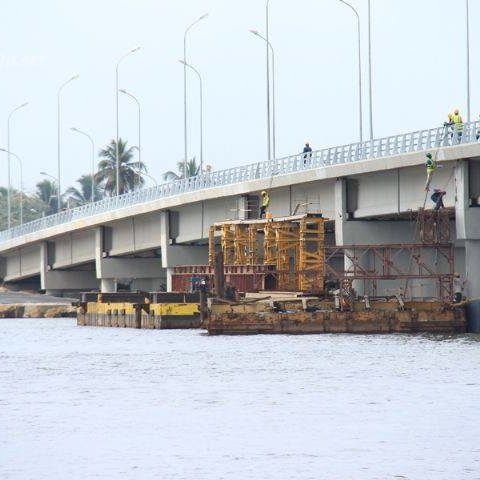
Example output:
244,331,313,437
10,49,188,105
65,174,104,206
163,157,201,181
35,179,58,215
96,138,146,196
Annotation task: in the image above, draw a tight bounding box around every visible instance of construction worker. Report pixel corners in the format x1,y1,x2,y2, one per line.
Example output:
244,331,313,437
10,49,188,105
260,190,270,219
453,273,465,303
425,153,437,191
451,108,463,142
431,188,446,210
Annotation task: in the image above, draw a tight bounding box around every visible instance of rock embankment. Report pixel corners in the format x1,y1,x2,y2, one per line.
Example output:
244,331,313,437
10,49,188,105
0,290,77,318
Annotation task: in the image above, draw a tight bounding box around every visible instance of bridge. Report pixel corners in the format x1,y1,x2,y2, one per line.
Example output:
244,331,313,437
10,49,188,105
1,121,480,321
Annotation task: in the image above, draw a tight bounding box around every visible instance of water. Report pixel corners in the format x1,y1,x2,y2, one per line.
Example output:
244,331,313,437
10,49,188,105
1,319,479,480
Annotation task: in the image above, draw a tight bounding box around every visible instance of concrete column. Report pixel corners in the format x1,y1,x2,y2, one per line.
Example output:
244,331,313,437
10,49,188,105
455,160,480,331
101,279,117,293
166,268,174,292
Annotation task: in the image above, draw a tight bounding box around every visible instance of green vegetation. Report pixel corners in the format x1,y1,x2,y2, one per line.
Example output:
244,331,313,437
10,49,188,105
0,139,208,231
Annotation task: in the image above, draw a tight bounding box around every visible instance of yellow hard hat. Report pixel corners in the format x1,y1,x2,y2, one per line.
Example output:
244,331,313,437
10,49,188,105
261,190,267,195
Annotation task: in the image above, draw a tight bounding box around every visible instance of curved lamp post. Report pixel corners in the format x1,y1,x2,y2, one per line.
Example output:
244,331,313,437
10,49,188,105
338,0,363,143
183,13,209,178
58,75,79,212
6,102,28,229
115,47,140,195
250,29,276,161
0,148,23,225
179,60,204,172
71,127,95,203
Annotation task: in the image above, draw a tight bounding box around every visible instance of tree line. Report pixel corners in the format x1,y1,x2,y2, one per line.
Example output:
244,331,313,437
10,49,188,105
0,138,203,230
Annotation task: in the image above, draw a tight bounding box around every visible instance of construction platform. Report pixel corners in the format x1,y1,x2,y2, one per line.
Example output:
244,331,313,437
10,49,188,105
205,294,466,335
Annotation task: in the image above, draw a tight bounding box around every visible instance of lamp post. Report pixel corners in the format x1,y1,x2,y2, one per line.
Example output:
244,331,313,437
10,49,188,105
184,13,209,178
338,0,363,143
6,101,28,229
265,0,272,161
250,29,276,161
58,74,79,212
0,148,23,225
40,171,59,213
71,127,95,203
466,0,471,122
179,60,204,172
115,47,140,196
119,89,142,188
367,0,373,140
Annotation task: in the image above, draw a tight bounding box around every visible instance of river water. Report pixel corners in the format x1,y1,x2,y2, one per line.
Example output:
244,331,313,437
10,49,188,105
1,318,479,480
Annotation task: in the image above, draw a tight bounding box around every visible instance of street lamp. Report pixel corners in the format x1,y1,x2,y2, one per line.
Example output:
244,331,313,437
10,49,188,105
179,60,204,172
119,89,142,188
338,0,363,143
6,101,28,229
0,148,23,225
71,127,95,203
40,171,59,212
184,13,209,178
115,47,140,196
250,29,276,161
466,0,471,122
266,0,272,162
367,0,373,140
58,74,79,212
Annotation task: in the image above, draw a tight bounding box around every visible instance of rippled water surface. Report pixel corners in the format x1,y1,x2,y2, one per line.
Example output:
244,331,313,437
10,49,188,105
1,319,480,480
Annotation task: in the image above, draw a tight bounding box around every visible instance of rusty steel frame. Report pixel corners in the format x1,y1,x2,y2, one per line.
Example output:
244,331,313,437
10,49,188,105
418,208,451,244
325,243,454,301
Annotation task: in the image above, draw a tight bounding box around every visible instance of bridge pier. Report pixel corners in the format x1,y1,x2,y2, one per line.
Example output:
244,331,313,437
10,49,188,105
455,160,480,332
40,242,99,295
160,212,208,292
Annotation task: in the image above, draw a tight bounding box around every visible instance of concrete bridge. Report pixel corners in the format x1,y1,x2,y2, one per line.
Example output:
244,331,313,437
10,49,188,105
1,121,479,310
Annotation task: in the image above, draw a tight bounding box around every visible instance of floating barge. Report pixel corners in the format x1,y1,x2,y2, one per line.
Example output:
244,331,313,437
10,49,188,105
206,295,466,335
77,292,201,329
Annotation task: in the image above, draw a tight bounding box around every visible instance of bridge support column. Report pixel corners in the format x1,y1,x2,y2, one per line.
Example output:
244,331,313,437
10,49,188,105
100,279,117,293
95,228,165,292
455,159,480,332
160,212,208,292
40,242,99,295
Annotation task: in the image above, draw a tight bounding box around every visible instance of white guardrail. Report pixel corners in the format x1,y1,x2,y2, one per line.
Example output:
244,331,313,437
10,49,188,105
1,120,479,243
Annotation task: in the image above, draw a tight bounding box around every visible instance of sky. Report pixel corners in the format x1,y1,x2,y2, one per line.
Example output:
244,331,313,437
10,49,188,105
0,0,478,196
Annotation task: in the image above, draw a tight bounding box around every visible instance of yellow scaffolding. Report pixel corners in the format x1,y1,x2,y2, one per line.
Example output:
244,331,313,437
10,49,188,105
210,214,327,293
298,217,325,292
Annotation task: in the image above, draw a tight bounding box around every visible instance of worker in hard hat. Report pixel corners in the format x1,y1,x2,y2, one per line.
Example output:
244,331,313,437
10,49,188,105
425,152,442,191
451,108,464,142
260,190,270,219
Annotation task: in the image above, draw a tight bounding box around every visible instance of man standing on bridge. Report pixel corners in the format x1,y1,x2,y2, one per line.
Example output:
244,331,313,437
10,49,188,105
260,191,270,219
303,142,312,165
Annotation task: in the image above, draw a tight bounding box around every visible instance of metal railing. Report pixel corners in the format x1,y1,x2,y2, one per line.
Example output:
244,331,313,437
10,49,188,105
1,120,479,243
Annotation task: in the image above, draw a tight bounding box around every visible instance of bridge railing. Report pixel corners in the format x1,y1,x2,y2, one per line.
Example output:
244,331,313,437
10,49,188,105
1,120,479,243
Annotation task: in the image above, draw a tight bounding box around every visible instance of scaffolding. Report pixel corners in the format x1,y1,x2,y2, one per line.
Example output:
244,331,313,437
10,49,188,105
209,214,326,293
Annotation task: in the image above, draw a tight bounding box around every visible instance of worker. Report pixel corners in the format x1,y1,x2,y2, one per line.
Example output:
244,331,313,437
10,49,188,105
425,152,437,191
431,188,446,210
453,273,465,303
260,190,270,219
451,108,463,142
443,113,454,144
303,142,313,164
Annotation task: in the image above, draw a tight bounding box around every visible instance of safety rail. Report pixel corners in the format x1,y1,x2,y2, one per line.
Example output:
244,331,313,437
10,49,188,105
1,120,479,243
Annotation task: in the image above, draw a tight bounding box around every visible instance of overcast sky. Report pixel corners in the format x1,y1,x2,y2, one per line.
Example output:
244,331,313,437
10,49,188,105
1,0,478,195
